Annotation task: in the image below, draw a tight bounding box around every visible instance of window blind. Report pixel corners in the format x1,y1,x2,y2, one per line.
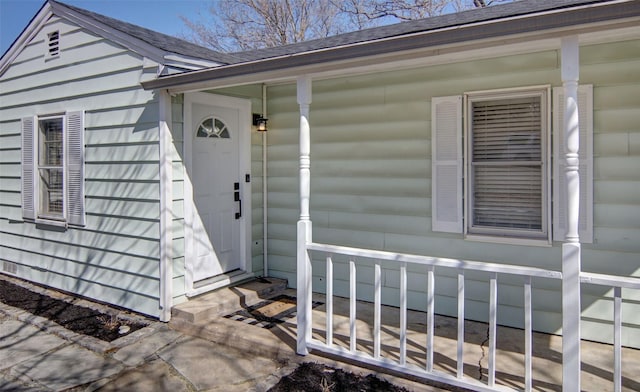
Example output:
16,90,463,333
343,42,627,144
470,96,543,232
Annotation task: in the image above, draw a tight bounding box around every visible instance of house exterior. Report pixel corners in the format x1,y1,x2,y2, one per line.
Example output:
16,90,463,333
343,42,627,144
0,0,248,320
1,0,639,360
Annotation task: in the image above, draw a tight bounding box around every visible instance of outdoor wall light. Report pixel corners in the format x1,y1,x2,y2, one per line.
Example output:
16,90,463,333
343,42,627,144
253,114,268,132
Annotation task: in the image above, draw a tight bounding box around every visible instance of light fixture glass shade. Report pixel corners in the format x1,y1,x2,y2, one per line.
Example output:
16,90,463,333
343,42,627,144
253,114,268,132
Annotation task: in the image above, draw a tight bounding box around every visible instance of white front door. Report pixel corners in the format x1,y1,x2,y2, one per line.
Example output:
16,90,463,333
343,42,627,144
185,93,251,285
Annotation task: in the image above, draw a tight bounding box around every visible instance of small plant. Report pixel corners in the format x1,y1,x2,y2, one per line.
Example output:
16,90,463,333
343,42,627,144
319,377,334,392
98,314,119,330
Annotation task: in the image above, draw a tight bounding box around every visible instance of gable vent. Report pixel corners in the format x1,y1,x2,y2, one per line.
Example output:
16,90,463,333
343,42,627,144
3,261,17,275
47,31,60,58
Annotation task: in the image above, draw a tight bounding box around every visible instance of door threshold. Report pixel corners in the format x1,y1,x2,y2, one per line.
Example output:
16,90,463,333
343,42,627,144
187,270,255,298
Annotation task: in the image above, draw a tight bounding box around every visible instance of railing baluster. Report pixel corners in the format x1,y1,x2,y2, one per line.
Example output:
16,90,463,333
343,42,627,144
304,242,639,392
326,254,333,347
427,266,435,372
374,262,381,359
400,262,407,366
350,259,357,353
457,271,465,379
614,286,622,392
488,273,497,387
524,276,532,392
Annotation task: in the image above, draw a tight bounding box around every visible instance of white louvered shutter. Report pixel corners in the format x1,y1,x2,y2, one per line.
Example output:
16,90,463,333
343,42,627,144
66,111,85,226
21,117,36,220
553,85,593,243
432,96,463,233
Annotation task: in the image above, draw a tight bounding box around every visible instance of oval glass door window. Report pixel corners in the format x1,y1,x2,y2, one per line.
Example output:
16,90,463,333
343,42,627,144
196,117,230,138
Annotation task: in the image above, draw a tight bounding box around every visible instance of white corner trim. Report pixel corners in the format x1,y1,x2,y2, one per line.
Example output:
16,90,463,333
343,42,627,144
158,90,173,322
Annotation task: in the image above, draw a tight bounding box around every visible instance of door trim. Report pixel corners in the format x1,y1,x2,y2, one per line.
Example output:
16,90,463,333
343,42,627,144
183,92,252,297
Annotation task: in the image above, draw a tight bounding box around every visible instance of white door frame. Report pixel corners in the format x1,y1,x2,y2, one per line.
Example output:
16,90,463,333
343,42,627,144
183,92,253,297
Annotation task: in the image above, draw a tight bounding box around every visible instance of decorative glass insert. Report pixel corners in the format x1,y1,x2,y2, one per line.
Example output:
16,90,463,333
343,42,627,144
196,117,230,139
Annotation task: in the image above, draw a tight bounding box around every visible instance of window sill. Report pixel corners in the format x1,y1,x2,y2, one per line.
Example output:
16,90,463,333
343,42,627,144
465,234,551,247
35,218,67,231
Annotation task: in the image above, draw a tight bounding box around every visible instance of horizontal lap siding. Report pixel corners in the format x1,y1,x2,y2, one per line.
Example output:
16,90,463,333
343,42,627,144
579,40,640,346
266,40,640,347
0,18,162,317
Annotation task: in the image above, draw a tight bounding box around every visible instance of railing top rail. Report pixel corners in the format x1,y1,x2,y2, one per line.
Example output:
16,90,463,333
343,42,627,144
581,272,640,289
307,242,562,279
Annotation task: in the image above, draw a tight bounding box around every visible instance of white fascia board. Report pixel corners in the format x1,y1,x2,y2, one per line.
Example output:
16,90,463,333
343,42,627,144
0,4,53,76
163,54,223,69
162,17,639,94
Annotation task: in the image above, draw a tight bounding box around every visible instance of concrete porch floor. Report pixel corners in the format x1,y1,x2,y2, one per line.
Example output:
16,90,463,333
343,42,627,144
171,279,640,391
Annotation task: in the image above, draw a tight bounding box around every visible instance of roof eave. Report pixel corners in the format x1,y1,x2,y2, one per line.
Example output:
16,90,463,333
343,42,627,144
142,0,640,92
0,2,53,76
50,1,171,66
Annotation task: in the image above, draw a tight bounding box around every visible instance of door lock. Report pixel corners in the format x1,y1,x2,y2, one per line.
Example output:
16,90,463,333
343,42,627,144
234,182,242,219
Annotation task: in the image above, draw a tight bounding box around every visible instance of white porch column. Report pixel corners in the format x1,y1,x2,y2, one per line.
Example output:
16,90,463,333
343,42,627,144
561,35,581,392
296,75,313,355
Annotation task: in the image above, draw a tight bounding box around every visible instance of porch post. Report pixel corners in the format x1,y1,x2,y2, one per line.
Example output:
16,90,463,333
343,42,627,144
296,75,313,355
561,35,581,392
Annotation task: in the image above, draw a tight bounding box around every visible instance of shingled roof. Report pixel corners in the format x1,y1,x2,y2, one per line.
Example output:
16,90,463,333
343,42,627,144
51,0,243,65
47,0,620,66
141,0,638,91
228,0,610,63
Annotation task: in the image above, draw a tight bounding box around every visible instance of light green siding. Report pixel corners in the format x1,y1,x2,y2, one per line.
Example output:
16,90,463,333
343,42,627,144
0,17,162,316
263,39,640,347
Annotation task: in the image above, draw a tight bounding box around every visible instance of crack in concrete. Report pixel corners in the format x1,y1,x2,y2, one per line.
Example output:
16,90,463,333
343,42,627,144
478,326,490,381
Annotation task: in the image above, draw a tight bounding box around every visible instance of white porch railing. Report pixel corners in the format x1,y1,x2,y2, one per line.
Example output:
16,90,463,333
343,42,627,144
296,241,639,392
580,272,640,392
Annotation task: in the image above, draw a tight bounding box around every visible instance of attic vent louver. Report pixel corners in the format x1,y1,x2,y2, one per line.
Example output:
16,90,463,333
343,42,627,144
47,30,60,58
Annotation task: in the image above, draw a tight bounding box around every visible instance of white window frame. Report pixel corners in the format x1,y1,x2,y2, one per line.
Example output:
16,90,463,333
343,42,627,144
36,115,66,223
463,86,552,244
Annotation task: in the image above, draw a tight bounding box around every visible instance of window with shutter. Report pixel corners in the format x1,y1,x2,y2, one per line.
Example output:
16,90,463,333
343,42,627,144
21,112,85,227
432,85,592,245
465,88,549,240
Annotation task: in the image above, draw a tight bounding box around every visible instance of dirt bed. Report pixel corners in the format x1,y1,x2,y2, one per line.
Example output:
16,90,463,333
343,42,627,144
268,362,412,392
0,278,147,342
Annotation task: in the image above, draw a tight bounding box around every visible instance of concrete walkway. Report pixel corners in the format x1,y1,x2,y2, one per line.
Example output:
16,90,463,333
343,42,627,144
0,279,439,392
0,310,295,391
